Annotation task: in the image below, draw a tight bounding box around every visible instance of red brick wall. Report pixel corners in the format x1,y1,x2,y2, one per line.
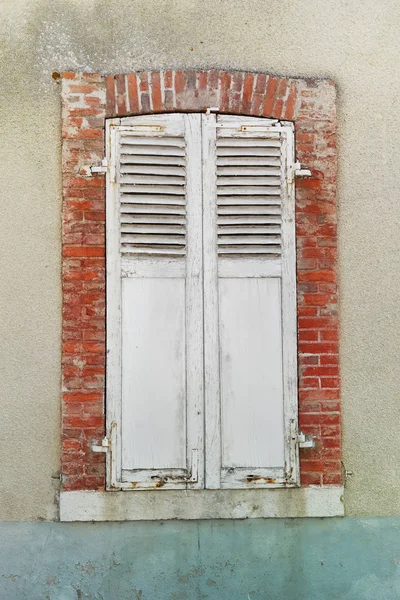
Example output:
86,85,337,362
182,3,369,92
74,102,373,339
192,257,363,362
61,70,340,491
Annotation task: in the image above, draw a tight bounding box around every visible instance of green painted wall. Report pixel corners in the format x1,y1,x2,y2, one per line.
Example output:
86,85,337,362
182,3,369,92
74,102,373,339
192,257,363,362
1,519,399,599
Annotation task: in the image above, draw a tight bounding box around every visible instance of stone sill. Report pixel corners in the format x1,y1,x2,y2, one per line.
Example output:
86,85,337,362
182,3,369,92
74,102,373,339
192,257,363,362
60,487,344,521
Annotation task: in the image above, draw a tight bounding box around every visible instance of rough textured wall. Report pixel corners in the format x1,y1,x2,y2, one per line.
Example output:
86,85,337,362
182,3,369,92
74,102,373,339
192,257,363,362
0,0,399,519
1,519,399,599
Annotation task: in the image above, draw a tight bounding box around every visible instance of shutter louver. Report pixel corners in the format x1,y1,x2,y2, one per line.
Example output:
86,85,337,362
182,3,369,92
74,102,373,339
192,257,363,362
216,137,282,256
119,134,187,256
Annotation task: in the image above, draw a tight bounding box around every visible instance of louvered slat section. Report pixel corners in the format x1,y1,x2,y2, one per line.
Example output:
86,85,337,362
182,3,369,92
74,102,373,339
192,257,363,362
119,135,186,256
216,136,282,256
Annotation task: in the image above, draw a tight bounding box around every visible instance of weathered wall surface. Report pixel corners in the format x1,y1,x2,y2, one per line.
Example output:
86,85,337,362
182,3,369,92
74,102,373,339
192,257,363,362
0,0,399,519
1,519,399,599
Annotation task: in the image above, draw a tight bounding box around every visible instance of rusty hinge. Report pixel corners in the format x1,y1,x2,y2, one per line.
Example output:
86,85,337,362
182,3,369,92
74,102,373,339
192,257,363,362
150,449,199,485
240,125,279,133
187,448,198,483
125,125,164,132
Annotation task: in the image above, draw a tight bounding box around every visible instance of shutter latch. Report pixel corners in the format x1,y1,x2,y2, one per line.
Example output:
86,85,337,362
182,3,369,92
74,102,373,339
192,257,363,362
294,162,312,177
81,158,108,177
92,437,110,453
205,106,220,116
295,432,315,449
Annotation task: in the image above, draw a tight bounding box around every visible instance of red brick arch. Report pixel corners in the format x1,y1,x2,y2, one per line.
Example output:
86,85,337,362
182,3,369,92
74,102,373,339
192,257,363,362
61,70,340,491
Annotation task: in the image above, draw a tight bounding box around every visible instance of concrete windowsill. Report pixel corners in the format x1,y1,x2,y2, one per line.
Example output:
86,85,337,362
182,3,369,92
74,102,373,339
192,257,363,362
60,487,344,521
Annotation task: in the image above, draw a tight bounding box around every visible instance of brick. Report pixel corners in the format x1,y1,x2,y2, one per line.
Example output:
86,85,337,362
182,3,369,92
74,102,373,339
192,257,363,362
164,70,173,89
323,473,342,485
230,72,243,113
321,377,340,388
115,74,127,115
220,72,231,112
64,416,104,429
207,69,219,91
175,71,185,95
151,72,162,112
263,76,278,116
298,355,319,365
320,329,338,341
320,413,341,425
105,76,116,116
298,270,336,283
127,74,139,113
298,317,337,329
302,366,339,377
63,392,103,403
284,81,297,120
322,437,341,449
63,246,104,258
254,72,267,94
302,377,319,388
139,72,149,92
140,94,150,112
241,73,254,114
300,460,325,473
301,472,322,486
298,330,319,342
320,355,339,366
302,294,334,307
198,71,207,91
298,342,338,354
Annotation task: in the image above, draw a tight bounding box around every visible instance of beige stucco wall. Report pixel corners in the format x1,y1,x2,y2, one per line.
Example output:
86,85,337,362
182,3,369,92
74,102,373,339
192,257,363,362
0,0,399,520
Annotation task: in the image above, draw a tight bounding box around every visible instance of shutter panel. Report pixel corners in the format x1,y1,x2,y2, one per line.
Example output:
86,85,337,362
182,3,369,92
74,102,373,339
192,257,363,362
106,114,204,490
203,114,299,489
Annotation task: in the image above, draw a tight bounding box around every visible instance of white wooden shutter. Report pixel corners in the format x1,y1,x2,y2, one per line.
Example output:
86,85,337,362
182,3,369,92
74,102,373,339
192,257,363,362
106,114,204,490
203,114,299,489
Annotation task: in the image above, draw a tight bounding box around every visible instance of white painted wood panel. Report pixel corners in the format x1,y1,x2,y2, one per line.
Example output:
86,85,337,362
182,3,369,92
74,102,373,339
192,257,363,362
184,114,205,490
219,277,285,469
202,113,221,489
107,113,204,490
121,277,186,470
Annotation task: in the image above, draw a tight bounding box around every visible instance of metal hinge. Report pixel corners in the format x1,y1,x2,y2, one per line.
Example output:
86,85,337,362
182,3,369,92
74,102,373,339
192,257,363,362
129,125,164,132
240,125,279,132
294,161,312,177
186,449,198,483
92,436,110,453
295,432,315,449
